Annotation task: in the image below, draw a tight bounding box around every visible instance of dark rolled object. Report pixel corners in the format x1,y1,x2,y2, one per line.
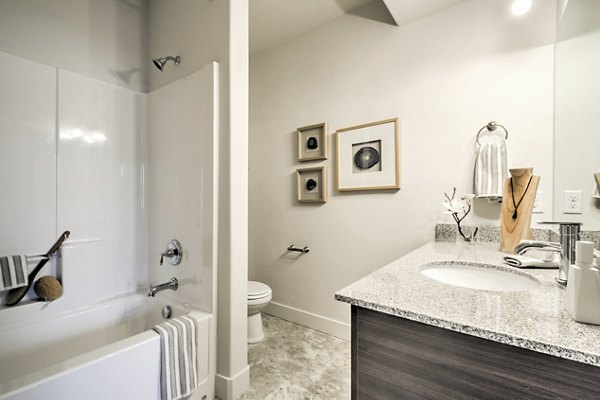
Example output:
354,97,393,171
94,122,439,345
354,146,380,169
306,179,317,191
307,136,319,150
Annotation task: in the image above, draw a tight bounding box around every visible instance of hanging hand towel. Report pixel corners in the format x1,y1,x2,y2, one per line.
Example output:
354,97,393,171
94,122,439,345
153,316,198,400
0,255,28,291
475,139,508,202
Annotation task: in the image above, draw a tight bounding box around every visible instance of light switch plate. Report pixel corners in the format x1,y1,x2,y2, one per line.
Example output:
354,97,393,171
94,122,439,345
563,190,583,214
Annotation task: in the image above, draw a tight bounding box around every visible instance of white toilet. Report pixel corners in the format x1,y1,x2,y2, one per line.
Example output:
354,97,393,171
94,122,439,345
247,281,272,344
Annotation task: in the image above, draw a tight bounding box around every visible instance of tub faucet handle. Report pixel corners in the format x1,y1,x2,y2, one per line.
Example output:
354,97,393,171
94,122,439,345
160,239,182,266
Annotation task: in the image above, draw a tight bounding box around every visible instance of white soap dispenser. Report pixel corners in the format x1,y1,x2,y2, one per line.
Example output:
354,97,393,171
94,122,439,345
565,241,600,325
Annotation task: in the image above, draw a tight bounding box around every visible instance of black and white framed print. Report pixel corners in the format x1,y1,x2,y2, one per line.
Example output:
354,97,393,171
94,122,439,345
296,166,327,203
336,118,400,191
297,122,327,162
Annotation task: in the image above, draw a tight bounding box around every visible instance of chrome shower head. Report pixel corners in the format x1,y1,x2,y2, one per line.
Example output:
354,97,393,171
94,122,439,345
152,55,181,71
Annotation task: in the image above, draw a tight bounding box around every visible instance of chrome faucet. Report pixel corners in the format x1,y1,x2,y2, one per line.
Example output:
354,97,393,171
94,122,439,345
514,222,582,286
147,277,179,297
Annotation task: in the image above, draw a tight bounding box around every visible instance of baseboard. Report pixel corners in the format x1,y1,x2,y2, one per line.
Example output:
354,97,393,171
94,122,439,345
215,365,249,400
265,301,351,341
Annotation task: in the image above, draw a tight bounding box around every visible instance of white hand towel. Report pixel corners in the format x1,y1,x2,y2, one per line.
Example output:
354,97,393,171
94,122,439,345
503,255,558,269
475,140,508,201
0,255,28,291
153,316,198,400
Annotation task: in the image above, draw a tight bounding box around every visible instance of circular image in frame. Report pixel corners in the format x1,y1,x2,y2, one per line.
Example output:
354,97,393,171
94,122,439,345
354,146,380,170
307,136,319,150
306,178,318,191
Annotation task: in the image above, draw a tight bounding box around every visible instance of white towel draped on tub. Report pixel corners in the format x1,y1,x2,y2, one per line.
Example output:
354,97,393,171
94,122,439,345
475,140,508,201
0,255,28,291
153,316,198,400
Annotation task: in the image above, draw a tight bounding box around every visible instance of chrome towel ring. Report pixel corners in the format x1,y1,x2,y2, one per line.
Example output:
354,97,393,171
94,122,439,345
476,121,508,145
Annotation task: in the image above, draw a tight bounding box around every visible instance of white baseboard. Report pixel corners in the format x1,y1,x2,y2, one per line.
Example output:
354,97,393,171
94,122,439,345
215,365,249,400
264,301,350,341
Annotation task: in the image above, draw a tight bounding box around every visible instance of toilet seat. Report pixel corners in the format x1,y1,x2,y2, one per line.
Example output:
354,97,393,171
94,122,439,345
248,281,271,300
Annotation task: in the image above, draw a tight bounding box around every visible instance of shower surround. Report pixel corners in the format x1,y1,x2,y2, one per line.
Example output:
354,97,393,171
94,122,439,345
0,1,249,399
0,48,219,399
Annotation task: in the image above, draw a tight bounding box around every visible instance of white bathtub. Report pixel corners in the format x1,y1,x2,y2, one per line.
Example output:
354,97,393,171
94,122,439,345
0,294,212,400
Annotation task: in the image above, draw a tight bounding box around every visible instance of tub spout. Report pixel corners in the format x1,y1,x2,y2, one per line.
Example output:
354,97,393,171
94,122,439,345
148,277,178,297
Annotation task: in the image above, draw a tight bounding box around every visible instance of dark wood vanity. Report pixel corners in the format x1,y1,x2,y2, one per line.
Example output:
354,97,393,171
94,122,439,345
352,306,600,400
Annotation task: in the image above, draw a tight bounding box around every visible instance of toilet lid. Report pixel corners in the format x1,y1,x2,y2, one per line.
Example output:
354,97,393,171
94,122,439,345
248,281,271,299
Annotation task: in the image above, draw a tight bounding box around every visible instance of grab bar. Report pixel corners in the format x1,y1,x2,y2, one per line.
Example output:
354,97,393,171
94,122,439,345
287,245,309,253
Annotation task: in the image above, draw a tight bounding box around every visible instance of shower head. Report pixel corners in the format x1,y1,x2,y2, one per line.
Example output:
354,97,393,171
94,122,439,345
152,55,181,71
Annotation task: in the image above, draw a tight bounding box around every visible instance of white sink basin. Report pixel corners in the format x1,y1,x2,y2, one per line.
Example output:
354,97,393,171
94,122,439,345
419,261,539,292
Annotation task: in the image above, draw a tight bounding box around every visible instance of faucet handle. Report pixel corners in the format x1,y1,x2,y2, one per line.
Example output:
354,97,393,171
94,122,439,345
159,239,182,266
159,249,175,265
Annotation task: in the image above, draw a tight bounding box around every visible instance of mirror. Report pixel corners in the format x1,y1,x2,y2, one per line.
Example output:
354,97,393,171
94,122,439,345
554,0,600,229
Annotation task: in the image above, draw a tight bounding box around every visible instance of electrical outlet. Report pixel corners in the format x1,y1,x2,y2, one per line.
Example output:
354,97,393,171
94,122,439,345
532,190,543,213
563,190,583,214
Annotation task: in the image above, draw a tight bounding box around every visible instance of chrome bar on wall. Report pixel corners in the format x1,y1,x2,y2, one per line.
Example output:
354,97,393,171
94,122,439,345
287,245,309,253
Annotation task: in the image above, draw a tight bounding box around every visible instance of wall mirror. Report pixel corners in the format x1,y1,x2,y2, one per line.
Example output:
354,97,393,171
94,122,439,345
554,0,600,230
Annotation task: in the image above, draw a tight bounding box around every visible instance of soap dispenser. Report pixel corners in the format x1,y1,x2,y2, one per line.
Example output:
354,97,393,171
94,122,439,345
565,241,600,325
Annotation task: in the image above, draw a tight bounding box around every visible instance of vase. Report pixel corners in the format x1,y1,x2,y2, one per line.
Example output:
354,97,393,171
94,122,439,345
456,225,478,243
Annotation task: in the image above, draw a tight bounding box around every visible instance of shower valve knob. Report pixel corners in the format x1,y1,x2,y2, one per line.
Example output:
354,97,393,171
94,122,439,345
160,239,182,266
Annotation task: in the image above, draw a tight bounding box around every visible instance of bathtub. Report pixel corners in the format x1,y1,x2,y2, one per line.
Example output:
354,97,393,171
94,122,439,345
0,293,212,400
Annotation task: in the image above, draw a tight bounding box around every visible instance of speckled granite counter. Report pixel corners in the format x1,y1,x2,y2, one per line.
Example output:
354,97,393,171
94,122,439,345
335,241,600,367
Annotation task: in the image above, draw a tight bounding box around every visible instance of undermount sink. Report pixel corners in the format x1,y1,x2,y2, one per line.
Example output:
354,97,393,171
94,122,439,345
419,261,539,292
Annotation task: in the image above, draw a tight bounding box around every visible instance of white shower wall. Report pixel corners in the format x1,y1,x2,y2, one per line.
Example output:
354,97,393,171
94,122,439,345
0,50,147,309
57,69,147,304
146,62,219,313
0,51,56,258
0,46,220,312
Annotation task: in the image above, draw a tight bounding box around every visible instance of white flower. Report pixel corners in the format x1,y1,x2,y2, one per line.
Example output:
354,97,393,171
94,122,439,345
442,198,466,214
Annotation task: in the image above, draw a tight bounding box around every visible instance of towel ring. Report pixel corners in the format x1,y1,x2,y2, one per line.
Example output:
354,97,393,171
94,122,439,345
476,121,508,145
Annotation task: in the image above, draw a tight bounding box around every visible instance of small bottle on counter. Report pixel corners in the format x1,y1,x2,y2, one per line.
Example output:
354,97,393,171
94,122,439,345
565,241,600,325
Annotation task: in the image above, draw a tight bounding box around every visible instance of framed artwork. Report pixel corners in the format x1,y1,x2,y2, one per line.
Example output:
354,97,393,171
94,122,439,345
336,118,400,191
297,166,327,203
297,122,327,161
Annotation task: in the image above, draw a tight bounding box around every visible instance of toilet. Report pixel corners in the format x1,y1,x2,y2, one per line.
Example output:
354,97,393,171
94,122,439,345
247,281,272,344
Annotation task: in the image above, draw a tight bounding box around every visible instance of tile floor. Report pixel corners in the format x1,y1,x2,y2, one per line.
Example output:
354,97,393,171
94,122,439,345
240,314,351,400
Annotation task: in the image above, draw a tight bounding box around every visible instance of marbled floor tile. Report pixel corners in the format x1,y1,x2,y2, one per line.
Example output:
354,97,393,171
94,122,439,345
240,314,350,400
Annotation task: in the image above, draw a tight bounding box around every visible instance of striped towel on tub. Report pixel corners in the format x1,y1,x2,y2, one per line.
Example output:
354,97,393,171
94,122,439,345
0,255,28,291
153,316,198,400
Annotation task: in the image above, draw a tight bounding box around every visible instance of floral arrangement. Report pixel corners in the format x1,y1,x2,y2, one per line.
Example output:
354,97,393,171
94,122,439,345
443,187,478,242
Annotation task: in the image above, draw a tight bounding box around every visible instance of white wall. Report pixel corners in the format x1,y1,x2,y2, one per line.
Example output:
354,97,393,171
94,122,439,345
0,49,147,312
148,1,250,398
554,0,600,229
0,52,56,260
0,0,148,92
146,62,218,400
147,62,218,313
0,0,148,310
57,70,147,305
249,0,556,339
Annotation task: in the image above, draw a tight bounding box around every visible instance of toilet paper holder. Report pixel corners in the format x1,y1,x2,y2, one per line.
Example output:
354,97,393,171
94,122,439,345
287,244,310,253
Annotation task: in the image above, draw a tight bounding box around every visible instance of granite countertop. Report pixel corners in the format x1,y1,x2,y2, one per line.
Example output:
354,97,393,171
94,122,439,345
335,240,600,366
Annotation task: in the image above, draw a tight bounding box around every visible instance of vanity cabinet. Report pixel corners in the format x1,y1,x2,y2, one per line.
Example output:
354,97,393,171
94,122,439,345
352,306,600,399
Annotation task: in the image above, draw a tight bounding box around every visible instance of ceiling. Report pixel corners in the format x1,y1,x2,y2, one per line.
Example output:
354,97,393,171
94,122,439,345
381,0,467,26
249,0,467,55
249,0,372,55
